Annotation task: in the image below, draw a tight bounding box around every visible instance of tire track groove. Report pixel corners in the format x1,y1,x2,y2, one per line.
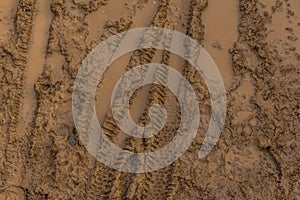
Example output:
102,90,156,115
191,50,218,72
0,0,37,199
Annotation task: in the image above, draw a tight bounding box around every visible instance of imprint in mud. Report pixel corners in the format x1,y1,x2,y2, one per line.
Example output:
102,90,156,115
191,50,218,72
72,27,227,173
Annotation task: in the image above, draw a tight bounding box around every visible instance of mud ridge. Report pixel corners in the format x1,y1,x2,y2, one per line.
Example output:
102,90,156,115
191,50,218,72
0,0,37,199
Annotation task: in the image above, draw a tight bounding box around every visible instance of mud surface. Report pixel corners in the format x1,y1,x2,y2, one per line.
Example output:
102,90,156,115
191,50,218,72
0,0,299,199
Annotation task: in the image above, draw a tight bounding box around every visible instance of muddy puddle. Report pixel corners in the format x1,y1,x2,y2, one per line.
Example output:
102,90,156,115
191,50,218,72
202,0,239,89
19,0,53,130
95,52,136,125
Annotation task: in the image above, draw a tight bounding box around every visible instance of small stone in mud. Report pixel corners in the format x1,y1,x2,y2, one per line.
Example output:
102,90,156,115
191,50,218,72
69,135,76,146
73,128,79,135
212,41,223,50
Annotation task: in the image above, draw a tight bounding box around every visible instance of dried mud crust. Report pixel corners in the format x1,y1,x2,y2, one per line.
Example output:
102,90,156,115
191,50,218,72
0,0,299,199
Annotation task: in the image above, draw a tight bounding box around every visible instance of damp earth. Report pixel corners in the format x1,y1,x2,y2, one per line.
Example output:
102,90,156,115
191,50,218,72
0,0,299,199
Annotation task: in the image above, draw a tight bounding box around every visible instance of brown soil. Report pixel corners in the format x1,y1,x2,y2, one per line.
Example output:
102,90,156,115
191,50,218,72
0,0,299,199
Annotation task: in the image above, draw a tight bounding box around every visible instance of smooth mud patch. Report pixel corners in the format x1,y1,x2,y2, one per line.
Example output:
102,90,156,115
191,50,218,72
0,0,19,44
19,0,53,131
131,0,159,28
202,0,239,89
95,52,134,125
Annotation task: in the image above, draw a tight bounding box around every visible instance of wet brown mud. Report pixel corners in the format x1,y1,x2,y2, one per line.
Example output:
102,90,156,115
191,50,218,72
0,0,19,44
19,0,53,135
202,0,239,89
0,0,299,199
